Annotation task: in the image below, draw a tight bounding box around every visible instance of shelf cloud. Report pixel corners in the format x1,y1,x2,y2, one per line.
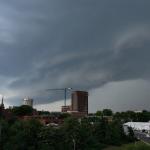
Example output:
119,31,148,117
0,0,150,111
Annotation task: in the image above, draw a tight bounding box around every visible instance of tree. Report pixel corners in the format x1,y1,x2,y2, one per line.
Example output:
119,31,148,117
127,127,135,142
0,119,9,149
4,119,42,150
38,127,65,150
62,117,80,150
11,105,33,116
103,109,113,116
78,119,102,150
94,118,110,145
96,110,102,116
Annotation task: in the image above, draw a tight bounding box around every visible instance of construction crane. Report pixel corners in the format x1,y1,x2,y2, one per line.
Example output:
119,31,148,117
46,88,72,106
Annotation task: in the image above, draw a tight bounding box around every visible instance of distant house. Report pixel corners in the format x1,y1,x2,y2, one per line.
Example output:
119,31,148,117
21,115,64,125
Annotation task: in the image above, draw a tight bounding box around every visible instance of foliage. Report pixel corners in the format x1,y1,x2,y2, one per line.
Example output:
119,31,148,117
11,105,33,116
38,127,65,150
38,111,50,115
1,119,42,150
113,110,150,122
121,142,150,150
1,108,143,150
103,109,113,116
104,142,150,150
96,110,103,116
0,115,133,150
93,118,127,146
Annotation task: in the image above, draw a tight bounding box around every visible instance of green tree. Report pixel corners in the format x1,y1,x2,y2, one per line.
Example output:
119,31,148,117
4,119,42,150
11,105,33,116
96,110,102,116
38,127,65,150
94,118,109,144
62,117,80,150
78,120,103,150
103,109,113,116
127,127,135,142
0,119,9,149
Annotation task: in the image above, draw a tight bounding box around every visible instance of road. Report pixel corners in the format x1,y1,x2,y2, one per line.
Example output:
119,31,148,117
134,130,150,144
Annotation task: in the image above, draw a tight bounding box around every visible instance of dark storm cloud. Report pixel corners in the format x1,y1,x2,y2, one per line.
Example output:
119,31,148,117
0,0,150,106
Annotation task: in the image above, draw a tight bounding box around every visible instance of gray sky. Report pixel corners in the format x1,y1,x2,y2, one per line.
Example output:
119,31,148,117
1,0,150,112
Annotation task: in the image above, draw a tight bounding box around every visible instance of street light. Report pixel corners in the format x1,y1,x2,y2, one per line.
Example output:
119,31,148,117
72,138,76,150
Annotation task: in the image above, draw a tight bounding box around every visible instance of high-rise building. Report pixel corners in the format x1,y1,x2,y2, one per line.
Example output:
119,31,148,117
71,91,88,115
23,98,33,107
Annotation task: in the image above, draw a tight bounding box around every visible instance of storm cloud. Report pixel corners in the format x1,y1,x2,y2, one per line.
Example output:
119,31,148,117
0,0,150,111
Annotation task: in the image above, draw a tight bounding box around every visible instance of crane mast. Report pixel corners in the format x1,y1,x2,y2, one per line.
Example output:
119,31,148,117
46,88,72,106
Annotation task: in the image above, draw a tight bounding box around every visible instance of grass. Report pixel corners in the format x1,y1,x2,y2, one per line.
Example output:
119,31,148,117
103,142,150,150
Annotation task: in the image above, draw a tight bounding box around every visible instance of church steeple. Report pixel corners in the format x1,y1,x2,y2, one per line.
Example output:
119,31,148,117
1,96,4,109
2,96,3,104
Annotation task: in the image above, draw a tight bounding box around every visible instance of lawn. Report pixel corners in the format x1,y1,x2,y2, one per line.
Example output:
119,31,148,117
103,142,150,150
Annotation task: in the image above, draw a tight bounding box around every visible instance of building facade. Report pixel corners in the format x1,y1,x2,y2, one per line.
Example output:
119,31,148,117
71,91,88,115
61,105,71,112
23,98,33,107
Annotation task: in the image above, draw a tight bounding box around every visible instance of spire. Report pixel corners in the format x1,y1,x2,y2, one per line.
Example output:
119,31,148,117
1,96,4,109
2,96,3,105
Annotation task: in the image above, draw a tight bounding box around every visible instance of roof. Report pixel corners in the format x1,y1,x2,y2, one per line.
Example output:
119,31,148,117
124,122,150,130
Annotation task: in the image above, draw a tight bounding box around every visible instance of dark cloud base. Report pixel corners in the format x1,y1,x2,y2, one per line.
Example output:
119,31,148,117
0,1,150,110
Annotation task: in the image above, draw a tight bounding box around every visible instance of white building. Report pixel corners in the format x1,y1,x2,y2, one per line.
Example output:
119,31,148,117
23,98,33,107
123,122,150,131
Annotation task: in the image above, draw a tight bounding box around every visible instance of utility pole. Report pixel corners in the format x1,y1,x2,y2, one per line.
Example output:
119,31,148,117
46,88,72,106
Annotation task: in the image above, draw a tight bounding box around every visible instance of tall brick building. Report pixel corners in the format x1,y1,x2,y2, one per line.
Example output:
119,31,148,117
71,91,88,115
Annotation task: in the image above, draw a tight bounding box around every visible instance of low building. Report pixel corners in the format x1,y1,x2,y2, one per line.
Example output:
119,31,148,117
22,115,64,125
61,105,71,112
67,111,87,118
123,122,150,132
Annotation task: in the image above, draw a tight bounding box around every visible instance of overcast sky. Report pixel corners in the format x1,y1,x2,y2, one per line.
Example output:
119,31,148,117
1,0,150,112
